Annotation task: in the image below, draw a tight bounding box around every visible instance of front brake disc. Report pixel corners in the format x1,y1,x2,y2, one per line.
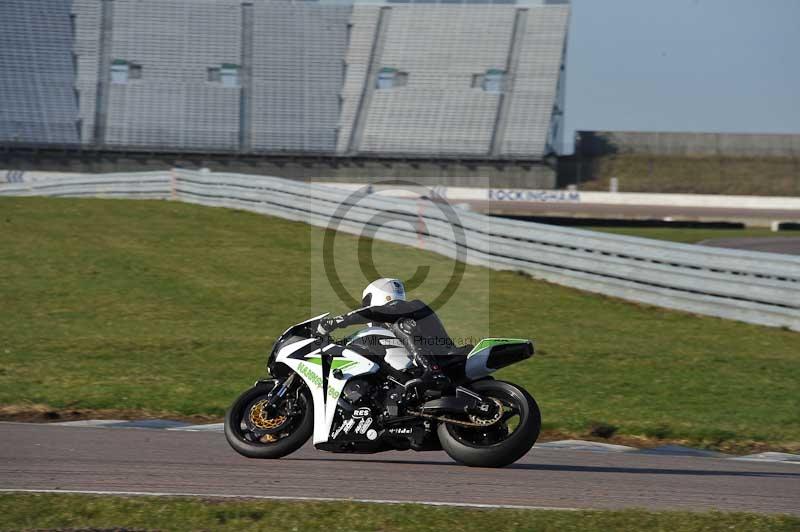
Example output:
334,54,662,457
247,399,289,432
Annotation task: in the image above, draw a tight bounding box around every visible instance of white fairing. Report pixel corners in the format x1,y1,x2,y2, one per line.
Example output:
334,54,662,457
347,326,414,371
275,338,379,444
282,313,329,334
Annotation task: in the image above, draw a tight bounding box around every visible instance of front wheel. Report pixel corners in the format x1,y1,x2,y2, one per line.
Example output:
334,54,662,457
437,379,541,467
224,378,313,459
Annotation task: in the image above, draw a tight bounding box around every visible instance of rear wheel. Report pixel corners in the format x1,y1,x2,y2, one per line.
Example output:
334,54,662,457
437,379,540,467
224,378,313,459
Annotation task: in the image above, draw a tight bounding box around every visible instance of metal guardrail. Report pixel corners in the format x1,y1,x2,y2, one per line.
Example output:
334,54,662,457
2,170,799,331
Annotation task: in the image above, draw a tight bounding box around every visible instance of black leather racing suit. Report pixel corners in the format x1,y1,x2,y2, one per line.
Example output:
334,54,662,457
320,299,456,379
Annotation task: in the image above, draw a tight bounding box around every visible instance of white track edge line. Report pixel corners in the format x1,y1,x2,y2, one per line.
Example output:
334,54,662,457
0,488,580,512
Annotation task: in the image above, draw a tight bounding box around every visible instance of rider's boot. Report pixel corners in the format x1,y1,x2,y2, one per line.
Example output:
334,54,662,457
391,319,450,398
402,351,450,400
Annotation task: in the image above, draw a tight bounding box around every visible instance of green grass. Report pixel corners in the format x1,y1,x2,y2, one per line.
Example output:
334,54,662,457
1,197,799,450
575,154,800,196
583,226,800,244
1,494,798,532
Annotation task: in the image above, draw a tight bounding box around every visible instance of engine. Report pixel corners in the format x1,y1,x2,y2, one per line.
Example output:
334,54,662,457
328,376,406,444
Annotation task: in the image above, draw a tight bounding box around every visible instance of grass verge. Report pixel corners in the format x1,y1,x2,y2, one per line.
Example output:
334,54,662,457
1,494,798,532
574,154,800,196
1,197,799,451
585,226,800,244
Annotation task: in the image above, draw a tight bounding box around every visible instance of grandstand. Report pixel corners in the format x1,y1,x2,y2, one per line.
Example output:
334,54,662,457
1,0,570,176
0,0,80,144
251,2,351,152
99,0,243,149
341,4,567,158
355,5,518,155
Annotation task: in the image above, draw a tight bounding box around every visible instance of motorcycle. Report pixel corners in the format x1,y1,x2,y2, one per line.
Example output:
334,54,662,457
224,314,541,467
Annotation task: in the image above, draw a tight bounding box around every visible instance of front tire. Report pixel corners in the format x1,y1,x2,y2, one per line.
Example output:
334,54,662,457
224,379,313,459
437,380,540,467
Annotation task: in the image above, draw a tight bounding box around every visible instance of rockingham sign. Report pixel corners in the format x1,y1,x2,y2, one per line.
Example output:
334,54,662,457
488,189,581,202
312,181,800,215
312,182,583,203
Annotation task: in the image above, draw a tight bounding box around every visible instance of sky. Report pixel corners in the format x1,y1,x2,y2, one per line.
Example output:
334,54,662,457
560,0,800,153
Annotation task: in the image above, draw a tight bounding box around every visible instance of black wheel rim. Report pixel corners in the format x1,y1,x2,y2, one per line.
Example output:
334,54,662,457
232,383,308,446
446,387,525,448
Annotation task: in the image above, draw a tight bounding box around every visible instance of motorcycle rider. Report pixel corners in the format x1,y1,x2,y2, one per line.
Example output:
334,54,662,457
316,278,463,391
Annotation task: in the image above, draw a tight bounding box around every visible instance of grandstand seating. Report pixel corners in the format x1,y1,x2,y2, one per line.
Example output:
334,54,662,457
336,5,382,154
72,0,104,144
499,4,569,156
3,0,570,159
356,5,515,156
102,0,242,149
251,3,351,152
0,0,79,144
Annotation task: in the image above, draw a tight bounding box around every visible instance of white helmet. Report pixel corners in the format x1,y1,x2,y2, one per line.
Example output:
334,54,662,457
362,278,406,307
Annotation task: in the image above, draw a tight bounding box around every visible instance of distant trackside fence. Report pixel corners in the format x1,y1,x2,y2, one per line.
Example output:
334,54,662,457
2,170,799,332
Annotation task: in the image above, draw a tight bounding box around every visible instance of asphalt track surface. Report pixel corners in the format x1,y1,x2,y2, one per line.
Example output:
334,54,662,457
467,200,800,223
699,237,800,256
2,423,799,515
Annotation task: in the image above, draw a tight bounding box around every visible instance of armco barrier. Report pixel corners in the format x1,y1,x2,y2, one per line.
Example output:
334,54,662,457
2,170,799,331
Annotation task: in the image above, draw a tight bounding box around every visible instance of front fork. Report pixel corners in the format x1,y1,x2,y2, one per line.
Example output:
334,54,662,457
255,373,298,415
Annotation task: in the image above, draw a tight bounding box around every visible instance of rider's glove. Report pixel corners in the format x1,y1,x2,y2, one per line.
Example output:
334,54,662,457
316,318,335,336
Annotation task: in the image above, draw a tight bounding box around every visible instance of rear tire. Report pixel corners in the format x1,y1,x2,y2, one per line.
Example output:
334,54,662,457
437,380,540,467
224,379,313,459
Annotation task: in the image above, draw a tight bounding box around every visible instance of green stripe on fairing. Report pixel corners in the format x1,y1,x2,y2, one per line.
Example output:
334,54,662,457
468,338,529,356
304,356,358,371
